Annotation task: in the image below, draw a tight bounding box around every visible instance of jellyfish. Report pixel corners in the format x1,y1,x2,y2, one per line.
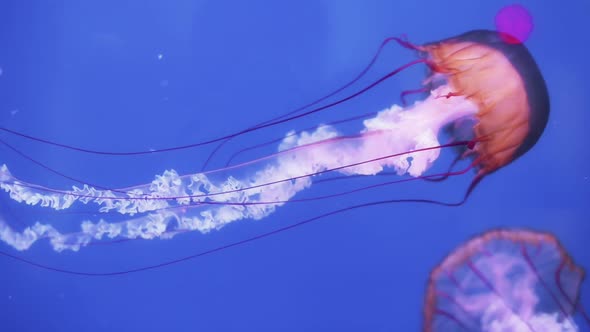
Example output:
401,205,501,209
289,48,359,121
423,229,589,331
0,26,549,272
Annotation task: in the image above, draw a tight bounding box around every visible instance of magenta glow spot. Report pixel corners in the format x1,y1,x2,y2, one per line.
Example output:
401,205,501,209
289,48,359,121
495,4,534,44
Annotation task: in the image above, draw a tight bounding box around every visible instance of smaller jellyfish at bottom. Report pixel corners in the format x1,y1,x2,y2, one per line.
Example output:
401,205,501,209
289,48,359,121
423,229,589,332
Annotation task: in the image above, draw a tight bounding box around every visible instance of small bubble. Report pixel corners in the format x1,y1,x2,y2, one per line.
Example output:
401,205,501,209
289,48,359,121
157,53,164,60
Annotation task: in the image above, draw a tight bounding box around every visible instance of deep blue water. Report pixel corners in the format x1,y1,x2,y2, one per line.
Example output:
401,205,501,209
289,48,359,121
0,1,589,331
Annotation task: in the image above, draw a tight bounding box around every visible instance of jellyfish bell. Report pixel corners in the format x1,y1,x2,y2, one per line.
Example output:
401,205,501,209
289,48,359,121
418,29,549,192
422,229,589,331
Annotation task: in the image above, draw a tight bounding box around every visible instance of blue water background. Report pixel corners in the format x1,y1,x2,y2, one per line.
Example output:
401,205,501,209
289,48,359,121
0,1,589,331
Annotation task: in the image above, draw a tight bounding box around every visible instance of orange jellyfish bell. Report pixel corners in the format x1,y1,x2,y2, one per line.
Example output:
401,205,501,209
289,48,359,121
420,30,549,178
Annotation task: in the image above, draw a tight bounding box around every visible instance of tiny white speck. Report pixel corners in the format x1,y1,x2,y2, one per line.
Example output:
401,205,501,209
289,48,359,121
149,148,156,152
157,53,163,60
0,67,3,76
10,109,19,116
